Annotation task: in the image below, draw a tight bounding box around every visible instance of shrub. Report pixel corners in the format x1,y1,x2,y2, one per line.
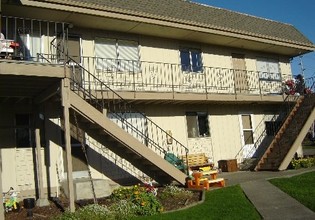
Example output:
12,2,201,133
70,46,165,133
290,157,315,169
111,184,162,216
109,199,137,220
53,204,111,220
159,184,193,200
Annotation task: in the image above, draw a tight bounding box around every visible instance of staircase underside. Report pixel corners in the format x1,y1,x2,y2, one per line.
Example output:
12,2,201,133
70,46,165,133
66,90,187,185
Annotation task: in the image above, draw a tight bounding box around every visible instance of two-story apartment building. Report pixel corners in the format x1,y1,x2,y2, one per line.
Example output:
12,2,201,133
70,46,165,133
0,0,315,210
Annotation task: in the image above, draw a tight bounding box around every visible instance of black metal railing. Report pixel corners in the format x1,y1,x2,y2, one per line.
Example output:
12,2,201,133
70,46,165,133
43,45,190,174
79,56,285,96
35,55,288,97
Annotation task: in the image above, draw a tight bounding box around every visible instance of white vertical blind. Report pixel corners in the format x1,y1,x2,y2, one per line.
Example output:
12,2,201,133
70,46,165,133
95,38,139,72
95,38,117,71
257,58,280,80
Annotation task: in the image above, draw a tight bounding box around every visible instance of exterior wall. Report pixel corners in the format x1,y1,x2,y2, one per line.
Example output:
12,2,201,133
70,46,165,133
85,135,146,182
0,104,35,194
44,103,64,197
0,103,60,198
70,28,290,95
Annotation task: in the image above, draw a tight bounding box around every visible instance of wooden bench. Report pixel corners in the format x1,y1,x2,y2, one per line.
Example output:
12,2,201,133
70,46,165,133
181,153,213,171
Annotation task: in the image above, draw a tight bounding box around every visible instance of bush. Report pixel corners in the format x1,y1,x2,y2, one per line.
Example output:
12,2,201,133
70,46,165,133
111,184,162,216
290,157,315,169
159,184,193,200
55,184,201,219
109,200,137,220
53,204,111,220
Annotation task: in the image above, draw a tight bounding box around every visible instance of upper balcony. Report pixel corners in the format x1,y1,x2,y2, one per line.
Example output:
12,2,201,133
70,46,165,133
0,15,300,105
36,54,290,104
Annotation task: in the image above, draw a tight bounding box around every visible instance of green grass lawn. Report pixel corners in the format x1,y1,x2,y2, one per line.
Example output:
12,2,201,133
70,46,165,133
134,185,261,220
269,171,315,212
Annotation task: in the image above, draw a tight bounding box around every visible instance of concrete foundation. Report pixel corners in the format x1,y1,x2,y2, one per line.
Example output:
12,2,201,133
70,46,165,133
61,178,119,200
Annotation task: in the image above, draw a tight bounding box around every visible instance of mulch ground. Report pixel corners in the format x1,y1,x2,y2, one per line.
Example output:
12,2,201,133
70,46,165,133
4,189,202,219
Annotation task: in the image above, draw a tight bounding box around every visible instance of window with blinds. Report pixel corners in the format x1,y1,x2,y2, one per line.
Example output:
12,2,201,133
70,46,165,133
256,58,281,81
95,38,140,73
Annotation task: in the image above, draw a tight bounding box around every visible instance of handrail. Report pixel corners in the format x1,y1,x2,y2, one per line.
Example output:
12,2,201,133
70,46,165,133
47,44,190,175
37,54,287,96
235,114,274,163
236,75,315,168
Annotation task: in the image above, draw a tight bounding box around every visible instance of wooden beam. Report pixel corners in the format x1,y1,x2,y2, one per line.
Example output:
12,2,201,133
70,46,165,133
61,78,75,212
34,83,60,104
35,114,50,207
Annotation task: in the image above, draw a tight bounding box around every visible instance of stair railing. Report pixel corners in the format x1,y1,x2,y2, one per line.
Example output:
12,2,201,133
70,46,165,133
235,76,315,166
51,41,190,174
235,114,274,164
254,75,315,169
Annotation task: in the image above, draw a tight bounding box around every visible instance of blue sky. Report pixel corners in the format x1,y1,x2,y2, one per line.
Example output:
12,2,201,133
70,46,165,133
193,0,315,78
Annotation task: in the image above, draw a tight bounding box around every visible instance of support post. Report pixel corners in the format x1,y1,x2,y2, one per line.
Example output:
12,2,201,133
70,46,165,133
35,113,49,206
0,149,5,220
61,78,75,212
0,2,7,219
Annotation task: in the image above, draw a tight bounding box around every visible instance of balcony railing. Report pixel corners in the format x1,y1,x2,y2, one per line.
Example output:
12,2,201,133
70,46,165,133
84,57,285,96
1,15,67,61
37,55,287,97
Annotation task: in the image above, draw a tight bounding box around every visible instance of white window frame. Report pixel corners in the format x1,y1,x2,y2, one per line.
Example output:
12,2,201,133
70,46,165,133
239,113,255,159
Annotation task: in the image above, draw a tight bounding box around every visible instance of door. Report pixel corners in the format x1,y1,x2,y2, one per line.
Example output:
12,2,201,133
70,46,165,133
19,34,42,61
232,54,248,93
67,35,82,85
239,114,255,159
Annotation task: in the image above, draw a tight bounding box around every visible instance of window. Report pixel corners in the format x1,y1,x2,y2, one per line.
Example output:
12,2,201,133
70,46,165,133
241,114,254,145
186,112,209,138
95,38,139,72
15,114,34,147
256,58,281,81
180,49,202,72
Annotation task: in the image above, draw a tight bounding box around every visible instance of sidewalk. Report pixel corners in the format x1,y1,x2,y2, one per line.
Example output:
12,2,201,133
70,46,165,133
219,167,315,220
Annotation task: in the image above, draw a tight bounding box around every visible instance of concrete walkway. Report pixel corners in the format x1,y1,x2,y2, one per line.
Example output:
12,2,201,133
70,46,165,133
219,167,315,220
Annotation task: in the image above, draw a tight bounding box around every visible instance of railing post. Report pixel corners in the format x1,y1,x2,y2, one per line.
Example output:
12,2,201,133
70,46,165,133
258,71,262,98
171,63,175,98
204,67,208,99
233,69,237,99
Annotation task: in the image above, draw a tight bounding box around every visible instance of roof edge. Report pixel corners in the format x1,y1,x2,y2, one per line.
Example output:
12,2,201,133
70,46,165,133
20,0,315,51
